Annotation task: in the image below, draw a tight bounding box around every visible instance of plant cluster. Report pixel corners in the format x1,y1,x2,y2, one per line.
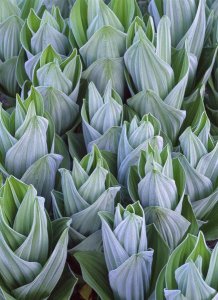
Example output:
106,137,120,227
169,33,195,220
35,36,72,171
0,0,218,299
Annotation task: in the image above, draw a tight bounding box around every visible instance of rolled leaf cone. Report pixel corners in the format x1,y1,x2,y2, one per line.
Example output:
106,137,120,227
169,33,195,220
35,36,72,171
43,0,75,18
28,45,82,134
127,143,191,249
157,232,218,300
99,202,154,300
0,0,23,97
81,81,123,153
0,176,76,300
52,145,120,252
178,112,218,241
70,0,141,96
148,0,206,60
0,86,70,206
206,7,218,138
18,6,71,86
125,17,189,142
117,113,164,186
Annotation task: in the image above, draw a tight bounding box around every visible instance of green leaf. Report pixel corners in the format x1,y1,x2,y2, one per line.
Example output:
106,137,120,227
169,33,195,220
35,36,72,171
156,16,171,65
110,0,141,31
67,131,86,161
165,234,197,289
196,143,218,185
128,90,185,142
0,57,19,96
0,232,42,290
49,265,77,300
74,251,113,300
186,232,211,277
206,243,218,290
15,197,49,265
164,0,197,47
109,251,153,300
82,57,125,98
0,0,20,23
124,28,174,99
21,154,62,205
5,116,48,178
145,206,190,249
86,0,124,39
0,16,23,61
37,86,79,135
178,196,199,236
13,227,69,299
176,0,206,59
138,169,178,209
70,0,88,48
175,261,216,300
71,187,120,236
178,155,213,202
80,26,126,67
147,224,170,292
179,127,207,168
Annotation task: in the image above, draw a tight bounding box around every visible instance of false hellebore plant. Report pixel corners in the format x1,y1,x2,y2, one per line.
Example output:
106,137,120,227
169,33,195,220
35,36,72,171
18,7,71,85
0,87,69,205
28,45,82,134
70,0,142,97
117,113,164,186
124,16,189,142
100,201,170,300
81,81,123,153
178,112,218,241
148,0,206,61
52,146,120,252
0,176,76,299
0,0,23,98
128,143,191,250
157,232,218,300
206,5,218,137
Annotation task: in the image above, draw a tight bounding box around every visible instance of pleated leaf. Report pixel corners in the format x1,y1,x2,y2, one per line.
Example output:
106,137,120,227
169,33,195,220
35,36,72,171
82,57,125,97
156,16,171,65
80,26,126,67
13,227,69,299
71,187,120,236
99,211,129,271
5,116,48,178
178,155,213,202
31,23,69,56
0,16,23,61
176,0,206,59
179,127,207,168
14,197,49,265
164,0,197,46
165,234,197,289
206,243,218,290
36,86,79,135
124,28,174,99
0,0,20,23
59,168,89,217
175,261,216,300
109,251,153,300
74,251,113,300
196,143,218,185
86,0,124,39
128,90,185,142
0,57,18,96
144,207,190,249
0,233,42,290
110,0,141,31
138,170,178,209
